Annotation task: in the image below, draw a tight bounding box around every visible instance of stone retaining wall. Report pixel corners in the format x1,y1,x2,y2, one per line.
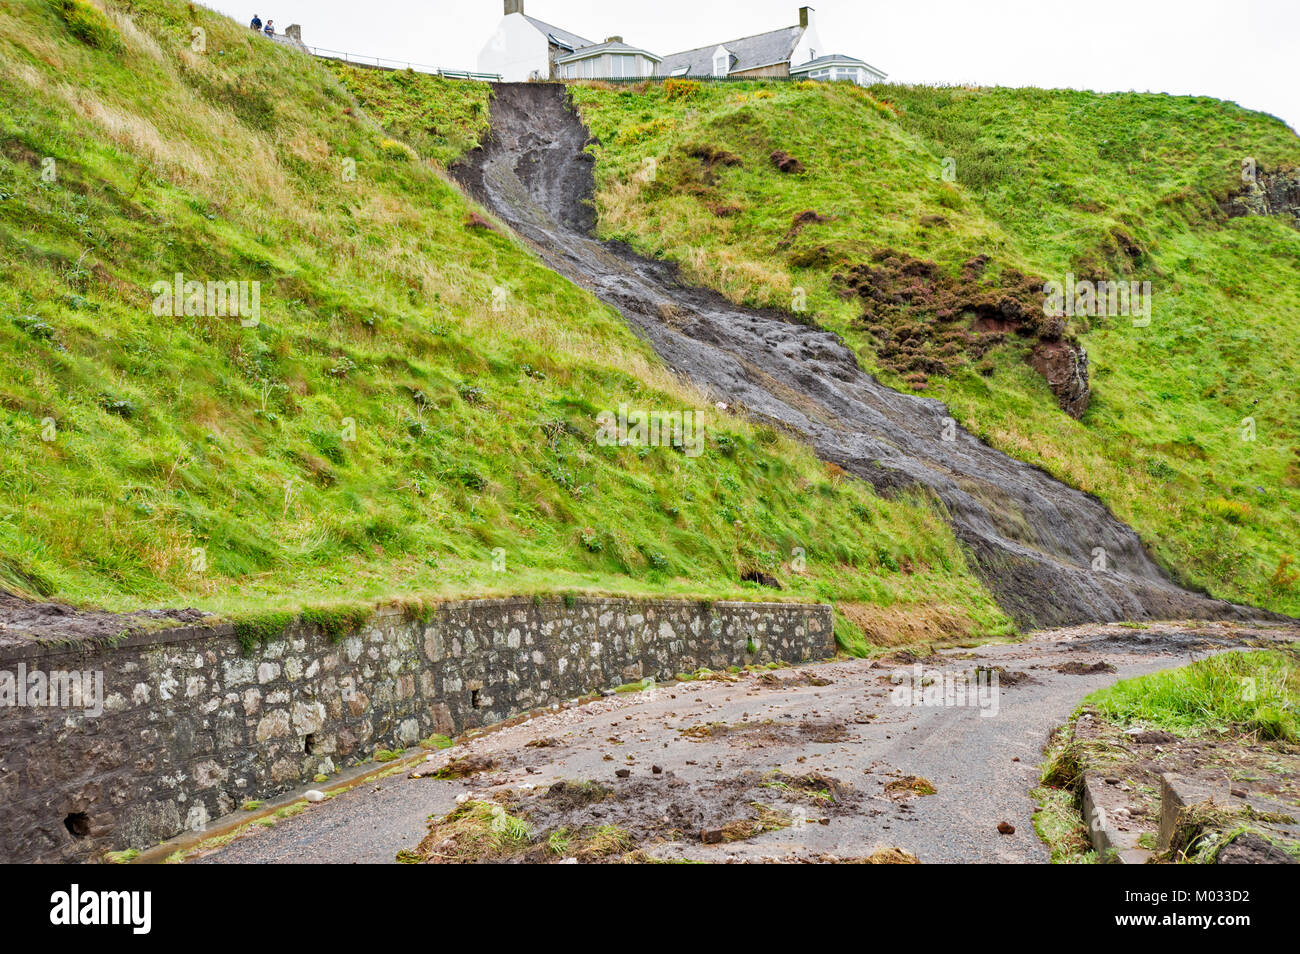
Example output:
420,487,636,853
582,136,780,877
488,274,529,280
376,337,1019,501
0,596,832,862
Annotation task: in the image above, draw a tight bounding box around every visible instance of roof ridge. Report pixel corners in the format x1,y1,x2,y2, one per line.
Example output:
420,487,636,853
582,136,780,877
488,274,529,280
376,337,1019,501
521,14,593,48
664,23,801,60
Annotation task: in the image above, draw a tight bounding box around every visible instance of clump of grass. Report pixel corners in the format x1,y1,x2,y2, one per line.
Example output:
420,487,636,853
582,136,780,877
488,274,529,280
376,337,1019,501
546,828,572,856
613,677,655,693
720,803,792,841
325,62,489,166
231,610,296,655
414,800,533,863
1086,650,1299,741
299,603,372,641
1031,786,1097,864
578,824,634,858
1039,730,1086,790
50,0,122,50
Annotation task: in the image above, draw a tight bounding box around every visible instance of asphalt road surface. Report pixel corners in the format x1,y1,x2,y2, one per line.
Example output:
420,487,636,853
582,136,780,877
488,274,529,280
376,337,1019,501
193,621,1296,864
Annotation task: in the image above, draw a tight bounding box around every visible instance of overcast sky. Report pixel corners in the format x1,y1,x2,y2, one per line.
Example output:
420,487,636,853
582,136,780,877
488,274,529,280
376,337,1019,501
209,0,1298,131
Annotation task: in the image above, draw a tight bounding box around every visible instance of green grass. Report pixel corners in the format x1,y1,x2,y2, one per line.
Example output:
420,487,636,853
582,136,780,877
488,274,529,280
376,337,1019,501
0,0,1012,652
568,79,1300,616
323,61,490,168
1085,649,1300,741
1031,786,1097,864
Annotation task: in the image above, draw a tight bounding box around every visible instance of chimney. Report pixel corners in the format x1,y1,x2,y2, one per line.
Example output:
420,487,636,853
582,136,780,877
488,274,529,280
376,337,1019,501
505,0,523,15
799,6,814,28
605,36,623,43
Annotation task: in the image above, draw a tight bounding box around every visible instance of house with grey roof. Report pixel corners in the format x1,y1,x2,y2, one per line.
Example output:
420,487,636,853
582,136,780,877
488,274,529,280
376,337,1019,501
658,7,814,80
478,1,656,82
658,7,884,84
477,2,883,85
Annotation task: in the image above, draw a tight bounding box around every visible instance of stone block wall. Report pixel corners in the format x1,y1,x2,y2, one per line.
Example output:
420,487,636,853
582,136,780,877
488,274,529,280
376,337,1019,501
0,596,832,862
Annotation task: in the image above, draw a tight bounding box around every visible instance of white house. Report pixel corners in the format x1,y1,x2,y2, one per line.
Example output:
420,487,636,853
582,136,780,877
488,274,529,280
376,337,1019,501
478,0,655,82
478,0,593,81
478,3,884,86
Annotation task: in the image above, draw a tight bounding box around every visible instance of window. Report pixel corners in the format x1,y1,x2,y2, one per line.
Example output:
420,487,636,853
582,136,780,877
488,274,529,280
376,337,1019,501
583,58,594,78
713,51,729,76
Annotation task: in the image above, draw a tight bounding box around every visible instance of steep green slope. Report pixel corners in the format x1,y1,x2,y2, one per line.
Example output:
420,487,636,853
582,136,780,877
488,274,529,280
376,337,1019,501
570,80,1300,616
0,0,1011,647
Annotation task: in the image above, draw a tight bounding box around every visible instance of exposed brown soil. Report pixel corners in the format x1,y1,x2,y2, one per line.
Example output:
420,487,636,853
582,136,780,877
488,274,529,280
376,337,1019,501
687,143,744,168
769,150,805,174
679,718,851,747
424,754,498,780
0,590,206,649
755,670,831,689
777,209,831,247
884,775,937,799
835,249,1089,415
1217,832,1297,863
1054,660,1118,675
410,761,865,863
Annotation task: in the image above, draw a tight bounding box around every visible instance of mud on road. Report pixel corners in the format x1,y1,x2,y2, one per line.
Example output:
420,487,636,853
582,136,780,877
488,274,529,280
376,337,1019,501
190,620,1298,864
450,82,1270,631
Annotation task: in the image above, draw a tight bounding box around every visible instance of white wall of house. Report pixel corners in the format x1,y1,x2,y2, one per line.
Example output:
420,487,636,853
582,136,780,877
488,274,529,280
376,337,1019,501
478,13,549,81
711,45,731,76
790,20,823,68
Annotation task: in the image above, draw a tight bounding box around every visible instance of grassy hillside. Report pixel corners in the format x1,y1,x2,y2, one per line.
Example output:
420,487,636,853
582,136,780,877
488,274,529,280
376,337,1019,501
570,79,1300,616
0,0,1012,649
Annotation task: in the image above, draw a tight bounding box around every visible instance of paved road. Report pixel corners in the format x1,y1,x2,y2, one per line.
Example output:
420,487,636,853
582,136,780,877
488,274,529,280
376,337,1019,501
194,621,1296,864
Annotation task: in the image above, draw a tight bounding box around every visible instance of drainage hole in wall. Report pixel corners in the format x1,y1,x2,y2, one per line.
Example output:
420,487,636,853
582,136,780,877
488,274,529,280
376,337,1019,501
471,689,481,709
64,812,90,838
304,733,316,755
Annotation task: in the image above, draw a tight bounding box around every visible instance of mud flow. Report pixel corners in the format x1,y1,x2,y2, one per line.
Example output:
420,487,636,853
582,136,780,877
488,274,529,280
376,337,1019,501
452,84,1266,629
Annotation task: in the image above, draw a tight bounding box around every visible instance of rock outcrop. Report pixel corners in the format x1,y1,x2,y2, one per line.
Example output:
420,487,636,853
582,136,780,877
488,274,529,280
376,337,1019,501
1224,166,1300,228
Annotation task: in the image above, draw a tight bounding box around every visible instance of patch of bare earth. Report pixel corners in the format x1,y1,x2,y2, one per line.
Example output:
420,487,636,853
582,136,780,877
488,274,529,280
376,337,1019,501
406,766,867,864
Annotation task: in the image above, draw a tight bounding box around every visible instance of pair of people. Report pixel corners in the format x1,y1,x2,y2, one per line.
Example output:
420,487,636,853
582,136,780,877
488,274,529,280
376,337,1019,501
250,15,274,35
